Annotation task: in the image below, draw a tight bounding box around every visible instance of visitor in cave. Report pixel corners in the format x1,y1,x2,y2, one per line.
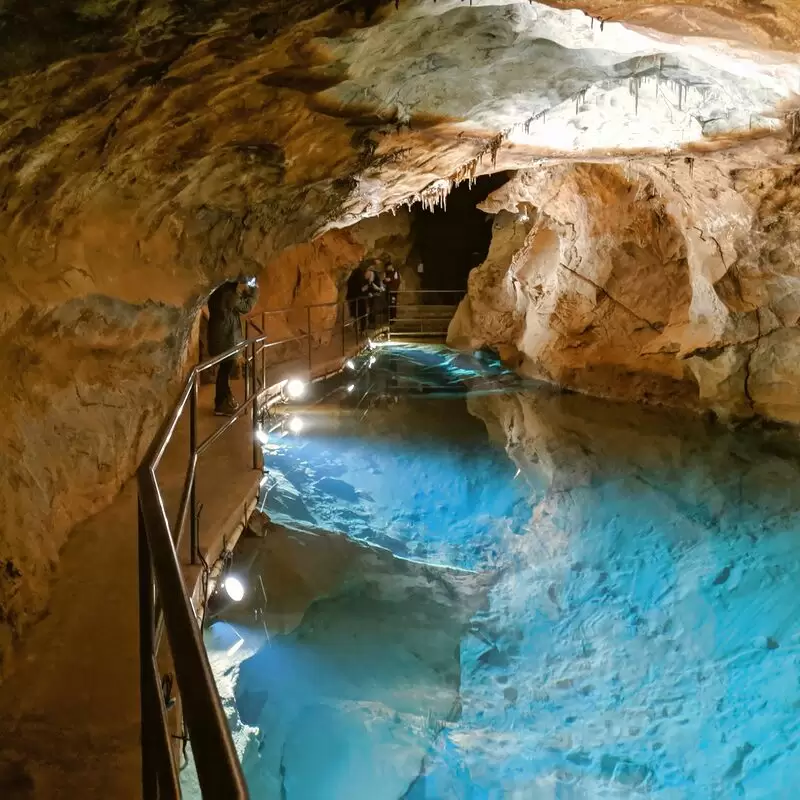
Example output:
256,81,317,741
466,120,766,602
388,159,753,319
207,275,260,416
346,264,368,334
382,259,401,322
363,266,386,328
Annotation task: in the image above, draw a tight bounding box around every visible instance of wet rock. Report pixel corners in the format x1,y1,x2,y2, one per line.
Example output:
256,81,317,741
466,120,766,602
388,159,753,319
713,564,733,585
214,523,490,799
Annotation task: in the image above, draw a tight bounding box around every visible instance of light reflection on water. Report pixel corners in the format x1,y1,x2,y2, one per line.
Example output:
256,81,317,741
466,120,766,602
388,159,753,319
222,344,800,799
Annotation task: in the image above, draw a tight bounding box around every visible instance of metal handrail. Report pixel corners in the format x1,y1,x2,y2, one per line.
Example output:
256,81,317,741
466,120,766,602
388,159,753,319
136,290,462,798
138,343,254,799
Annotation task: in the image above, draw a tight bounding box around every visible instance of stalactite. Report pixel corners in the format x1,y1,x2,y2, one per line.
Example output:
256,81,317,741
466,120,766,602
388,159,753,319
488,133,504,166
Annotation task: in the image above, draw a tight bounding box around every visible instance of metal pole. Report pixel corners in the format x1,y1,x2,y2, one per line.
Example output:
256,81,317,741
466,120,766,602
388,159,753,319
189,380,198,566
262,339,266,401
306,305,312,376
138,501,159,799
341,301,346,357
243,341,249,406
251,340,259,470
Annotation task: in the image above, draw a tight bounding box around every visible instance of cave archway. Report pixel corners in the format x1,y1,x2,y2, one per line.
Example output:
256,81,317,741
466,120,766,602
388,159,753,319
411,172,511,292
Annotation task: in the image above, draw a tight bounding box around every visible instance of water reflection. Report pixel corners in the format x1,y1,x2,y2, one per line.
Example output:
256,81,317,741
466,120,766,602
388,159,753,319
217,344,800,799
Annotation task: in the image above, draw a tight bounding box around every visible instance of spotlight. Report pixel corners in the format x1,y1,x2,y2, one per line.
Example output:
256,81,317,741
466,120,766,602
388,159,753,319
345,359,356,370
285,378,306,400
347,384,355,393
517,211,529,223
223,576,245,602
288,416,304,434
368,356,376,367
255,427,268,445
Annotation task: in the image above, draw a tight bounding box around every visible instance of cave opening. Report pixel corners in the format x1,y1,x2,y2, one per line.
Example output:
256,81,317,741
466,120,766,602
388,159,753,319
410,172,511,292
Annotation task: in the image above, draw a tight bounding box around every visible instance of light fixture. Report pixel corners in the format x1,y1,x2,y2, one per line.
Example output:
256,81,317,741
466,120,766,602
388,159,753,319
347,384,355,393
223,576,245,602
255,427,268,445
517,211,529,223
368,356,376,367
288,416,304,434
345,359,356,370
285,378,306,400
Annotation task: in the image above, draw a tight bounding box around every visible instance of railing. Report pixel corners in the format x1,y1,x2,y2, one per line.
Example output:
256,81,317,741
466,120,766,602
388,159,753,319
138,334,278,800
387,289,464,338
244,290,465,354
136,289,464,798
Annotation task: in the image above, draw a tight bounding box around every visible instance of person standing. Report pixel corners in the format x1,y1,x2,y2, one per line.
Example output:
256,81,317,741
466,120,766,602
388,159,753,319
363,267,385,328
383,259,401,323
346,264,368,334
207,276,259,416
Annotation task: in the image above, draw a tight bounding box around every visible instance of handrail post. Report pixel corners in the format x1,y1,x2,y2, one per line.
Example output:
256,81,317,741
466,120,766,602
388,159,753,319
189,380,198,566
306,305,312,376
138,500,159,798
262,340,267,402
251,340,259,470
243,339,250,405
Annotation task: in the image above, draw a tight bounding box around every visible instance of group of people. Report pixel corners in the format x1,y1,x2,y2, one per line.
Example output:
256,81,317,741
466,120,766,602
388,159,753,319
345,257,401,333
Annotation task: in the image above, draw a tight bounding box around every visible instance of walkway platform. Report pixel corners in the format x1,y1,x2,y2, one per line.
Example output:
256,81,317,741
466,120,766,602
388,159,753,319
0,328,376,798
0,380,262,799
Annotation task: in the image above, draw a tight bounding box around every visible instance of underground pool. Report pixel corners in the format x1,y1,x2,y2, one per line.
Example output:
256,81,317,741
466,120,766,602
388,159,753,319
198,343,800,799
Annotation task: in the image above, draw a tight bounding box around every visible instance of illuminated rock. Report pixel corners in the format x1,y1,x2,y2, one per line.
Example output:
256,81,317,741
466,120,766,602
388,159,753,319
4,0,800,663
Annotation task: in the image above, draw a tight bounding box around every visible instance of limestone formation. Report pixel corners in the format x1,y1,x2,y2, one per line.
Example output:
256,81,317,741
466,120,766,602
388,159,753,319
449,159,800,422
3,0,800,664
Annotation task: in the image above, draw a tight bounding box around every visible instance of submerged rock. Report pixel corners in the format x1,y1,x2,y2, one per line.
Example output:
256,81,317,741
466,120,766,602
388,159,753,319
212,523,492,799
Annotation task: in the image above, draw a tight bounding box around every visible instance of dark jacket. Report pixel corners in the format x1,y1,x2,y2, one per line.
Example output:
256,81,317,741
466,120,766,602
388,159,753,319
207,281,259,356
384,268,400,292
346,268,366,301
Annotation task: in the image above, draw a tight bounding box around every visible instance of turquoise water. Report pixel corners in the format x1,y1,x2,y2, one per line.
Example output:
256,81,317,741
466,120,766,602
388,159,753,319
215,344,800,799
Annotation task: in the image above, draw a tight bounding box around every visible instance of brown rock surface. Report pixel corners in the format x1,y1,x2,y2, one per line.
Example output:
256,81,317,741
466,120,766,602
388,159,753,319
3,0,800,664
450,159,800,421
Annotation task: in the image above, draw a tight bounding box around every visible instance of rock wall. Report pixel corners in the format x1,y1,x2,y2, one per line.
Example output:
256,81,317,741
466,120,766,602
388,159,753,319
449,160,800,423
3,0,800,666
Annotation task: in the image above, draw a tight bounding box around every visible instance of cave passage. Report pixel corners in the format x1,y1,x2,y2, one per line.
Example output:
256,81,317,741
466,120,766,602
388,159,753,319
205,343,800,799
411,172,510,292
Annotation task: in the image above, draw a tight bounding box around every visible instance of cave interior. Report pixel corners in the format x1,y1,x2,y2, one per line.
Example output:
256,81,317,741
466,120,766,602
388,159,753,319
3,0,800,795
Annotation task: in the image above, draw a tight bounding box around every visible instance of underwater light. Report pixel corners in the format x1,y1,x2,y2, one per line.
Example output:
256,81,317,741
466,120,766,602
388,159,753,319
347,384,355,393
255,427,268,445
288,416,304,434
345,359,356,370
285,378,306,400
223,576,245,602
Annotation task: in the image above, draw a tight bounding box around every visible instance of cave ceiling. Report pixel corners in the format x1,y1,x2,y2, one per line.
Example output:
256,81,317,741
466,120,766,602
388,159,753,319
1,0,800,250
